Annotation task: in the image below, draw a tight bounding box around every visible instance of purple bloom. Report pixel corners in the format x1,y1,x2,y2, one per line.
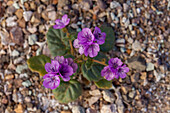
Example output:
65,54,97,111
43,56,78,89
117,65,129,78
53,14,70,29
67,58,78,73
58,64,73,81
84,43,100,57
101,66,116,81
93,27,106,45
77,28,95,45
108,58,123,73
43,73,60,90
73,39,85,55
101,58,129,80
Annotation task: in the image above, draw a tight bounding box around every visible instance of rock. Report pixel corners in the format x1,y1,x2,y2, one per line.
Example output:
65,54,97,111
71,23,79,29
14,57,24,64
132,40,141,51
140,72,147,80
11,50,19,57
19,73,28,78
15,9,23,19
87,96,100,106
42,10,49,20
61,111,72,113
72,106,85,113
121,86,128,94
23,11,33,21
128,91,136,98
10,27,24,45
116,39,125,47
31,13,41,23
22,80,32,87
42,44,51,57
110,1,120,9
37,5,46,13
58,0,70,10
14,104,24,113
48,11,56,20
80,0,92,11
25,96,31,102
18,18,26,28
0,31,10,45
13,2,20,9
146,63,154,71
16,64,28,74
6,16,17,27
14,79,23,88
7,6,16,14
27,26,37,33
89,89,101,96
127,37,133,44
123,3,129,12
102,90,115,103
28,34,38,45
97,0,107,11
86,108,97,113
100,104,117,113
127,56,146,71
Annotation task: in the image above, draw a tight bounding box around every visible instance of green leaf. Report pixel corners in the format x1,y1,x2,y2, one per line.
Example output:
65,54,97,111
81,52,109,82
81,63,103,82
94,79,112,89
52,80,82,103
27,55,51,76
47,27,69,57
100,25,115,52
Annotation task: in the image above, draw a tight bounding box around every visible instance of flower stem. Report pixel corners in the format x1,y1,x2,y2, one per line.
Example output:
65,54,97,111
69,39,74,55
92,59,108,66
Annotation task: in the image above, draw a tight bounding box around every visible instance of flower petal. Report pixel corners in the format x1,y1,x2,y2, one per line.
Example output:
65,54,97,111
45,63,51,72
73,39,81,48
101,66,115,81
84,43,100,57
78,28,94,45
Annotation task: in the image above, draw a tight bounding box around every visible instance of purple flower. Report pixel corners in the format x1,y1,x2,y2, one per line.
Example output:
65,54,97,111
101,66,116,81
93,27,106,45
58,64,73,81
84,43,100,57
43,56,78,89
73,39,85,55
101,58,129,80
108,58,123,73
67,58,78,73
53,14,70,29
43,73,60,90
77,28,95,45
117,65,129,78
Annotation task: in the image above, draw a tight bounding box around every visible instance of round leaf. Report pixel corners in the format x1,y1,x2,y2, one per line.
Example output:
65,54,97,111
100,25,115,52
27,55,51,76
94,79,112,89
47,27,69,57
52,80,82,103
81,63,103,82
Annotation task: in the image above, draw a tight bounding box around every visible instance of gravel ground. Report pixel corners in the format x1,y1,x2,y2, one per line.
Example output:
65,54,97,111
0,0,169,113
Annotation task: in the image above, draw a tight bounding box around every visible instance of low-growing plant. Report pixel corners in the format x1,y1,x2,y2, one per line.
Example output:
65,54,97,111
27,14,129,103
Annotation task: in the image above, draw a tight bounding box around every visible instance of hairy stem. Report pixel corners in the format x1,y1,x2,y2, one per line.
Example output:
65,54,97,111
92,59,108,66
69,40,74,55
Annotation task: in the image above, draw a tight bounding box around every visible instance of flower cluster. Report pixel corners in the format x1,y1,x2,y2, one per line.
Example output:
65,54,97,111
101,58,129,81
73,27,106,57
53,14,70,29
43,56,78,89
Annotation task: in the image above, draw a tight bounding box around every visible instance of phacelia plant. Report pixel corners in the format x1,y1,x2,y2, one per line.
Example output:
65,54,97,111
27,14,129,103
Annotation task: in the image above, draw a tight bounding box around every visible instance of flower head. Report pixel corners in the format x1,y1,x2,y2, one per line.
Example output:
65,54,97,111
43,56,78,89
53,14,70,29
101,66,116,81
93,27,106,45
43,73,60,90
77,28,94,45
117,65,129,78
84,43,100,57
101,58,129,80
108,58,123,73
